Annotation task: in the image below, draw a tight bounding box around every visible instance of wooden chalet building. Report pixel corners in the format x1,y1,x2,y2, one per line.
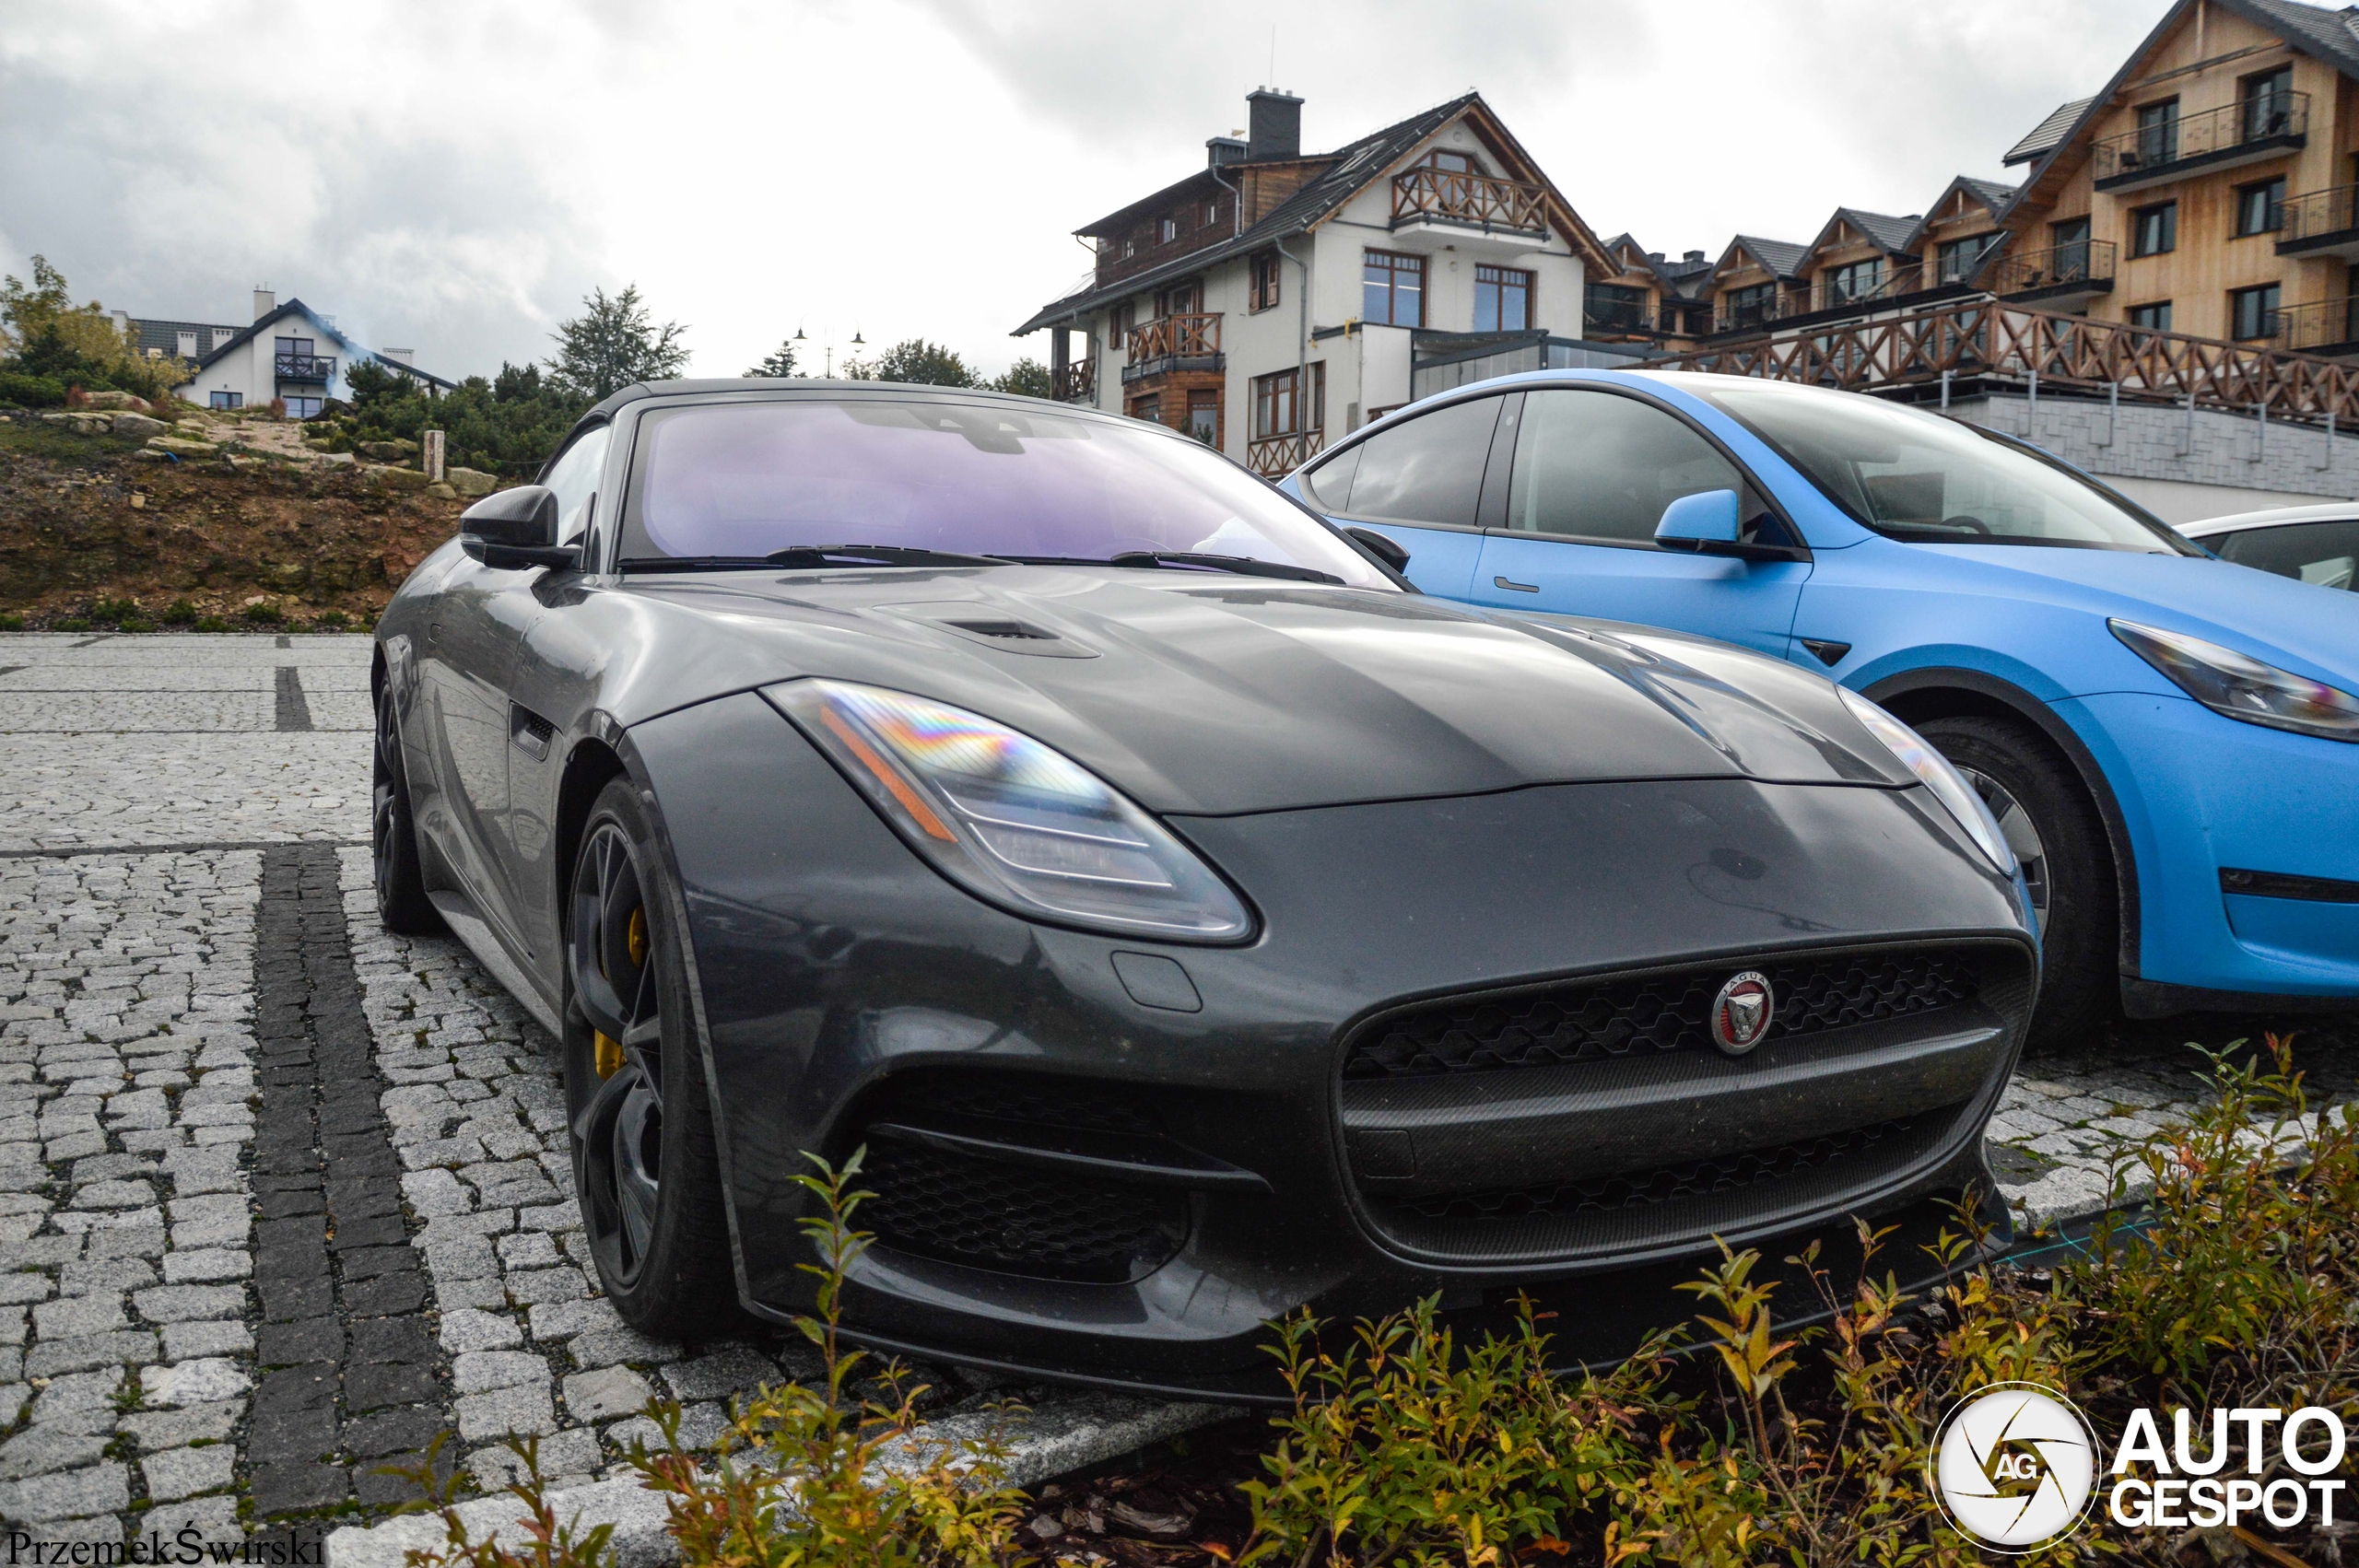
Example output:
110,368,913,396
1015,91,1631,474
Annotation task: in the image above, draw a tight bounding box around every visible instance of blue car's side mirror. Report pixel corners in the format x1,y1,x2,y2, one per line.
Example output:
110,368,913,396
1655,489,1743,550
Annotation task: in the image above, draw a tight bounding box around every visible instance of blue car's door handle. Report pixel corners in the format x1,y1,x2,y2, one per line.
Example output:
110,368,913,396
1493,576,1540,592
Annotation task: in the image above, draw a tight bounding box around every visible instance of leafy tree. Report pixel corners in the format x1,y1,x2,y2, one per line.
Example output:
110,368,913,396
546,284,689,400
340,357,591,476
745,339,800,378
1,255,189,402
991,357,1057,400
845,338,980,388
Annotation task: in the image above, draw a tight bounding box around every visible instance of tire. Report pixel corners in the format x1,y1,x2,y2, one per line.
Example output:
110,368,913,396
563,778,743,1340
1916,715,2118,1052
373,682,443,935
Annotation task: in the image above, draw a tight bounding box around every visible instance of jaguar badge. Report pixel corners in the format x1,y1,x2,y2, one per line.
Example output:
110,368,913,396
1710,971,1774,1056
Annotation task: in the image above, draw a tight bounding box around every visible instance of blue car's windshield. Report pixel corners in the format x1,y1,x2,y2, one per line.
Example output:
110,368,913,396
1684,379,2197,554
616,397,1394,588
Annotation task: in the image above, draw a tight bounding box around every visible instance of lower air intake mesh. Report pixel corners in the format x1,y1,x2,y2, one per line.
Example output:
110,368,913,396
859,1136,1185,1284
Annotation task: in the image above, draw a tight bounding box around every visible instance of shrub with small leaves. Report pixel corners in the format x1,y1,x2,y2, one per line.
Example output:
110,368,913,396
312,608,350,631
0,612,24,631
160,600,197,626
53,616,88,631
241,601,285,626
192,614,230,632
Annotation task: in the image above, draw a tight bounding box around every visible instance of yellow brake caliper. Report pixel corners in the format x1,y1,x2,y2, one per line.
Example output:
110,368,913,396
593,905,651,1081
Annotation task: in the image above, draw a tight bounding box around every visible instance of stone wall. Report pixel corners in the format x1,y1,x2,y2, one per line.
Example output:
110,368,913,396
1946,390,2359,521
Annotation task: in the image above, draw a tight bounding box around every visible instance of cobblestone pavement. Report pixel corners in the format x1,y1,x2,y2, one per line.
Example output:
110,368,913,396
1,631,2353,1552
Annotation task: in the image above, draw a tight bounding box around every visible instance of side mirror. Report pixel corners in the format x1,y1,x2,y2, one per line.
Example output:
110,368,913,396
1344,525,1412,575
1655,489,1742,551
459,485,580,570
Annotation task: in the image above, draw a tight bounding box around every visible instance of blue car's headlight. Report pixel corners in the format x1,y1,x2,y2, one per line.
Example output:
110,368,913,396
769,679,1254,942
1838,687,2017,876
2111,619,2359,743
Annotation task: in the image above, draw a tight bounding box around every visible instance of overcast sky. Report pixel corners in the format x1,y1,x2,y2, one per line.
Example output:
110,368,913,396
0,1,2164,383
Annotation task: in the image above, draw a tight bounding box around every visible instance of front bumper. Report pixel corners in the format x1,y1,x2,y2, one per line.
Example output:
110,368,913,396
630,692,2036,1397
2062,692,2359,1002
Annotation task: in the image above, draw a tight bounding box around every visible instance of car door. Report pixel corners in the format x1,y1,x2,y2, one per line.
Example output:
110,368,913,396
1469,387,1811,658
1297,392,1516,599
420,425,608,952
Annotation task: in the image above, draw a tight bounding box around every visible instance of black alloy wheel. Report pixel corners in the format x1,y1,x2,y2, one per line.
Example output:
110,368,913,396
373,681,442,934
564,778,739,1339
1918,715,2118,1053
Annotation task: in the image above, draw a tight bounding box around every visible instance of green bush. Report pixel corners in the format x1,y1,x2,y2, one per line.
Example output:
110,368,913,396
0,369,65,407
192,614,230,633
311,609,350,631
343,357,589,479
86,597,138,626
53,616,88,632
160,600,197,626
0,613,23,631
240,601,285,626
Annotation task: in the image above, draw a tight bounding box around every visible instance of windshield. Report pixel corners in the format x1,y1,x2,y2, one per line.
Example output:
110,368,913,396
616,398,1393,588
1684,379,2196,554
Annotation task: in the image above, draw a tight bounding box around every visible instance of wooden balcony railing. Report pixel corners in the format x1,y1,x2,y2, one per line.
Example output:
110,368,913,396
2272,298,2355,352
2093,92,2307,183
274,353,336,381
1055,360,1095,402
1391,167,1546,236
1126,312,1221,361
1247,430,1323,477
1982,240,2117,298
1657,297,2359,425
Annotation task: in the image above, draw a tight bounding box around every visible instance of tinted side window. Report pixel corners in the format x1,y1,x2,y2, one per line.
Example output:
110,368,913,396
1301,443,1360,511
1507,390,1749,543
1342,396,1503,528
2216,519,2359,591
542,425,612,544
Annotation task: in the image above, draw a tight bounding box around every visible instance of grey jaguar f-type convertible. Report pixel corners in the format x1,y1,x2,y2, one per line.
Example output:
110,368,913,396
371,379,2038,1398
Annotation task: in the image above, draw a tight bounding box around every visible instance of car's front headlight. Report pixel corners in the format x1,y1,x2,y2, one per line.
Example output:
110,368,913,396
2111,619,2359,743
768,679,1254,942
1838,687,2017,876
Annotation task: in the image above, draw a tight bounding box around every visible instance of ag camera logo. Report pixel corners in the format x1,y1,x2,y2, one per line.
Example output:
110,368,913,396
1929,1383,2099,1551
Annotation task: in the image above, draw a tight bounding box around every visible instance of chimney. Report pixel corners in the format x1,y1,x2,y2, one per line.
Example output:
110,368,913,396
1206,135,1248,168
252,287,276,322
1684,250,1706,264
380,347,415,367
1246,88,1302,161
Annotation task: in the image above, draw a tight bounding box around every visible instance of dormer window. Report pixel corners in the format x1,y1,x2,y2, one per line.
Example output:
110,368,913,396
1161,217,1178,242
1422,148,1481,175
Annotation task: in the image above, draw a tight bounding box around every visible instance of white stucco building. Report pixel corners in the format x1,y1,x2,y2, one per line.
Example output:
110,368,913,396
175,290,452,415
1016,90,1646,474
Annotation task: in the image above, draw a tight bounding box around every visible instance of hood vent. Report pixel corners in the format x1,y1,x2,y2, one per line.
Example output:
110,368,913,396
947,618,1056,640
874,600,1100,658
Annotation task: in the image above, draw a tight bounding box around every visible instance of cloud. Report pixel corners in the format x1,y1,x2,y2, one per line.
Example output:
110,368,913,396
0,0,2164,381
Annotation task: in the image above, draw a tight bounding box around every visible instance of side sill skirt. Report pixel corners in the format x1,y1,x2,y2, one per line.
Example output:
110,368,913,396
428,889,564,1038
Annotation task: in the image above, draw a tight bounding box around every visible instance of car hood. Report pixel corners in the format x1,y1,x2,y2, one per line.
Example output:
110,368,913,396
602,567,1909,814
1916,544,2357,687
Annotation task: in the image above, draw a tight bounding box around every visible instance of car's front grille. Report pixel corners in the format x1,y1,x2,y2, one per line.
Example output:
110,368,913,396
1343,948,1982,1081
1395,1117,1919,1223
859,1136,1186,1284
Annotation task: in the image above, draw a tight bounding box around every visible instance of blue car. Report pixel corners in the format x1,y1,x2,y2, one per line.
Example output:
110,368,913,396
1285,371,2359,1047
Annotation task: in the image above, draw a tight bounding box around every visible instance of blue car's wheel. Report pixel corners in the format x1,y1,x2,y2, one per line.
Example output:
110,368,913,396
564,778,740,1340
1920,716,2117,1051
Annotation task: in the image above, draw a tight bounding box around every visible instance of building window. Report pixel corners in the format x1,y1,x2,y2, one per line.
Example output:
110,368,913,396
1160,217,1178,243
1478,265,1534,332
2050,216,2092,275
284,396,323,419
1824,258,1884,304
1156,280,1202,319
1110,301,1134,348
1250,250,1282,311
1424,148,1477,173
1936,233,1997,283
2127,301,2174,333
207,391,243,411
2235,177,2286,237
1252,363,1325,439
1129,392,1161,424
2134,98,2179,166
1723,282,1778,330
274,335,314,357
2130,202,2177,258
2243,66,2295,140
1582,281,1647,334
1186,390,1220,447
1202,200,1219,228
1362,250,1424,328
2231,282,2283,341
1121,237,1135,259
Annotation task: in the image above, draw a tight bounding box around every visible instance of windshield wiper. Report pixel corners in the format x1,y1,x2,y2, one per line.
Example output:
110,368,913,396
1102,550,1344,586
765,544,1012,568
